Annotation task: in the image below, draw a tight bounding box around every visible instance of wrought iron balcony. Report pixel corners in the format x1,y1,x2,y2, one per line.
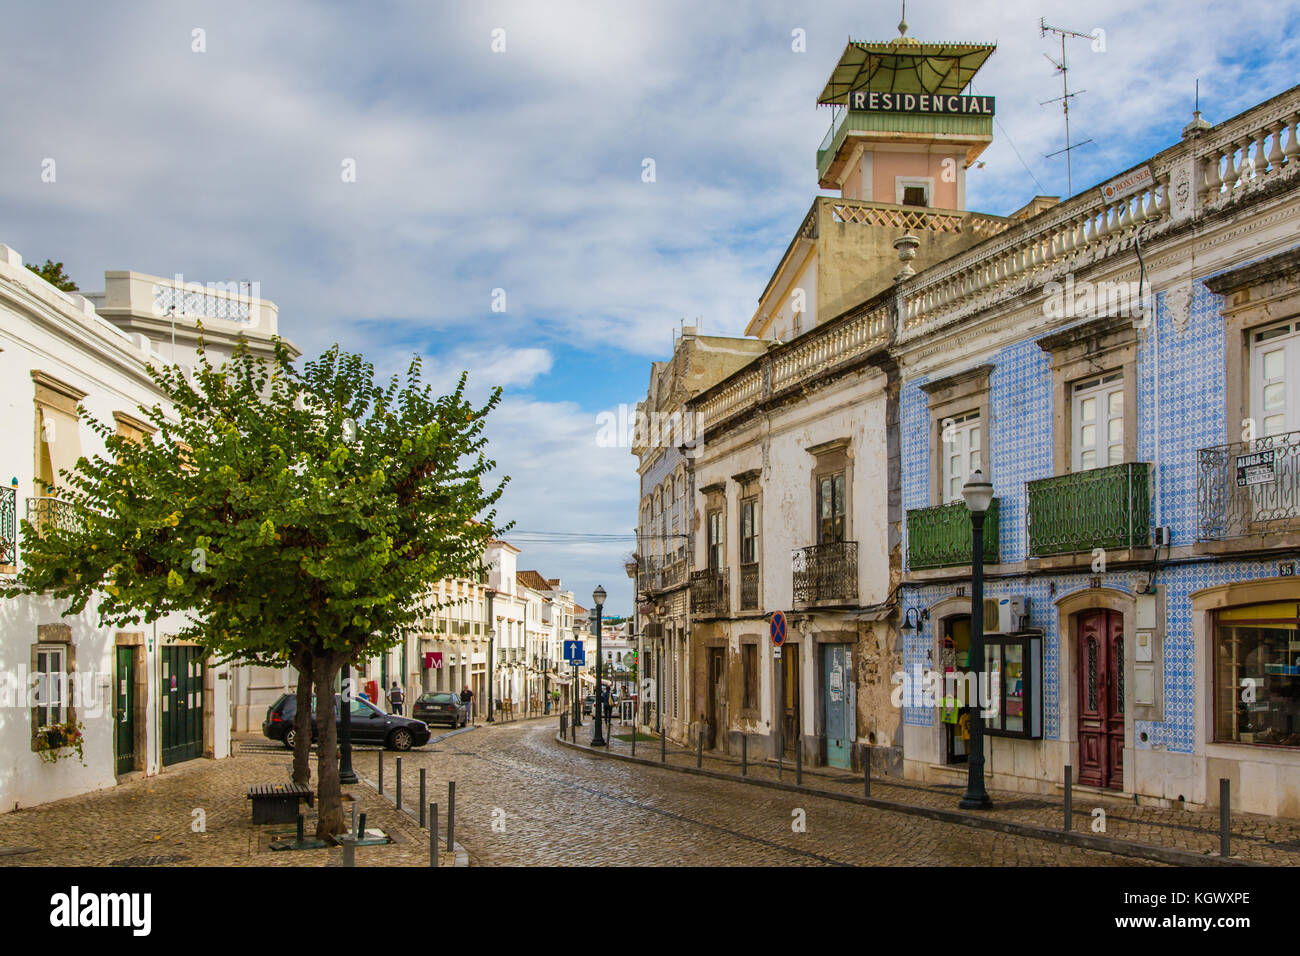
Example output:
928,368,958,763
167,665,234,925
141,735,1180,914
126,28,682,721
740,562,759,611
1197,430,1300,541
1026,462,1151,557
0,486,14,566
690,567,729,618
906,498,1001,571
25,496,83,537
792,541,858,606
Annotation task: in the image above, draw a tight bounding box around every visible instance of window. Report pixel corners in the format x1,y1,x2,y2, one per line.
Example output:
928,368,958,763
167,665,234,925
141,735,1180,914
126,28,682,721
742,643,758,710
941,412,982,503
740,498,758,565
902,186,927,206
896,177,933,207
1214,601,1300,747
1072,372,1124,471
34,645,65,727
707,511,723,569
817,473,846,543
1251,321,1299,437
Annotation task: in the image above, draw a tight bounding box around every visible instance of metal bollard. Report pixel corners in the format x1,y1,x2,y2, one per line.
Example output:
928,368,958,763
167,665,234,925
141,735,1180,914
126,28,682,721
631,724,636,757
560,713,567,739
378,750,384,794
1220,778,1231,857
1064,765,1073,831
448,781,456,851
419,769,427,827
863,746,870,798
396,757,403,811
430,803,439,867
296,813,305,846
796,742,802,786
697,729,704,768
357,811,367,839
742,735,748,776
661,727,666,763
340,834,357,867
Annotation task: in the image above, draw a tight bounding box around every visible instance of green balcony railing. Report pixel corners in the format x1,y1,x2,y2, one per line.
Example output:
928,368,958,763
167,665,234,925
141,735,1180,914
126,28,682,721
906,498,1000,571
1027,462,1151,557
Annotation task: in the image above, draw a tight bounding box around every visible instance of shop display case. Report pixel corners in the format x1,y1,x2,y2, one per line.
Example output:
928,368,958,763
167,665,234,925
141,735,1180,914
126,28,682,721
982,632,1042,739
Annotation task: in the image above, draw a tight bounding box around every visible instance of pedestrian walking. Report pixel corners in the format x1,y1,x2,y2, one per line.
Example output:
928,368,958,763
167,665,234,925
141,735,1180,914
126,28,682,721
460,685,474,723
389,681,405,715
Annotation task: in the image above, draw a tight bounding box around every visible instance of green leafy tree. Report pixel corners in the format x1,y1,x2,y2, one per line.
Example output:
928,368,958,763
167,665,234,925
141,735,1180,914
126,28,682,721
25,259,79,292
5,336,508,838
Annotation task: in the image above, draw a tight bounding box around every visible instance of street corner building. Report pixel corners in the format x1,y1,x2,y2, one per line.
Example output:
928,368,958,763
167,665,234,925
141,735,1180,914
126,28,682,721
0,252,295,810
632,25,1300,818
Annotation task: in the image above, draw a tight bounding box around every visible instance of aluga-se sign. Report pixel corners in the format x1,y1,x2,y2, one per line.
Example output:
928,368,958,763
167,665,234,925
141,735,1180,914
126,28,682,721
849,91,995,115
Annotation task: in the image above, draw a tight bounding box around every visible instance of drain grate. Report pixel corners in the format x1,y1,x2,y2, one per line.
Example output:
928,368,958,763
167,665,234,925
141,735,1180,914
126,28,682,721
109,854,191,866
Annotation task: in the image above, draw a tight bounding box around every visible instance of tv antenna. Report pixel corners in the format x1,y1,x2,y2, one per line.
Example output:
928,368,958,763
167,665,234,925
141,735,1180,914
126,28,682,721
1039,17,1095,195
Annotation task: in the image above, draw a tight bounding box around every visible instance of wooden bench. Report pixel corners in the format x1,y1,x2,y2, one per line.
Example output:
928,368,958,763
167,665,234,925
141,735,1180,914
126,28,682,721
247,782,315,825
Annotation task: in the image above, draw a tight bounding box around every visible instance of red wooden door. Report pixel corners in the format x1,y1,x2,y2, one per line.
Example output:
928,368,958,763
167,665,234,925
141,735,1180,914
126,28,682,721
1077,610,1124,789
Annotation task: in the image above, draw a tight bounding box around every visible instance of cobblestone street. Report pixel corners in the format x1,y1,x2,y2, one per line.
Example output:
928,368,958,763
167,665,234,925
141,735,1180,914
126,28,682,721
0,719,1170,866
346,719,1156,866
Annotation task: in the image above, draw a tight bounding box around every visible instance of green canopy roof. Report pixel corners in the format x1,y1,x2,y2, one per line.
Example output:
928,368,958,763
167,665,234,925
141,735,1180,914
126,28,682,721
817,39,996,106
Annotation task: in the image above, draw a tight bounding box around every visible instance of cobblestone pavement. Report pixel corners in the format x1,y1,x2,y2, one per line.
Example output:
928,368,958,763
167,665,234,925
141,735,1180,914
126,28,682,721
346,719,1154,865
580,721,1300,865
0,740,442,867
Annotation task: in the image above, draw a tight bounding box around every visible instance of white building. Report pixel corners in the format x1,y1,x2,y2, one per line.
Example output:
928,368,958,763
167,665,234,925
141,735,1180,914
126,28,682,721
0,248,286,809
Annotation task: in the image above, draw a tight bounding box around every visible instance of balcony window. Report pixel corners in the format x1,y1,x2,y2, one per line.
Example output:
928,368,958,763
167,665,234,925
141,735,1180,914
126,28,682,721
942,412,982,503
1072,372,1124,471
817,473,846,544
792,541,858,605
707,510,723,570
1251,320,1299,437
907,498,1001,570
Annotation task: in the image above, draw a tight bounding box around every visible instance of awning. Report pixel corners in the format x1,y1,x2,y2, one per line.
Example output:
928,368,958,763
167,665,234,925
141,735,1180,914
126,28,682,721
817,39,996,105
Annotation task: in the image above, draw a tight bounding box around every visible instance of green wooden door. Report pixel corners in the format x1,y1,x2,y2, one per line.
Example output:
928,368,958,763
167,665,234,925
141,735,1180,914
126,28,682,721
161,646,203,766
115,646,136,775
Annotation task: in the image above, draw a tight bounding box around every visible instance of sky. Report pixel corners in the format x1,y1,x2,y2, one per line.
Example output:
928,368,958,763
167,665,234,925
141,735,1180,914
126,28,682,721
2,0,1297,614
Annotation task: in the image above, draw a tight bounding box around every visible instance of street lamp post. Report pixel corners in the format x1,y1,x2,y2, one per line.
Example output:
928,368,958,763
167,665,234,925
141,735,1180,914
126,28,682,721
339,662,357,785
590,586,607,747
959,469,994,811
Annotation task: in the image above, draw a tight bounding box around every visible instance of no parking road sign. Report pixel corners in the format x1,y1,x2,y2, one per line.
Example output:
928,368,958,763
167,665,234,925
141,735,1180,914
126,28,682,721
771,610,787,659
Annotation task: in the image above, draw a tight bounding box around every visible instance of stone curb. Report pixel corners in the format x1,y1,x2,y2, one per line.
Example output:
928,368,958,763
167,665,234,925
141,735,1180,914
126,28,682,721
555,734,1260,868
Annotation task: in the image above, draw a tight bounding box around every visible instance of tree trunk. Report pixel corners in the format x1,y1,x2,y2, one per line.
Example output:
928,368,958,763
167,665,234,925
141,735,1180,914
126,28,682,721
291,648,313,786
312,653,346,841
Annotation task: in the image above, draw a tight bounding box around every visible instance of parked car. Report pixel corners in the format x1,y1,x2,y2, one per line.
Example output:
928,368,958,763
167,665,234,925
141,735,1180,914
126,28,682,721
582,694,595,716
412,691,469,728
262,693,431,751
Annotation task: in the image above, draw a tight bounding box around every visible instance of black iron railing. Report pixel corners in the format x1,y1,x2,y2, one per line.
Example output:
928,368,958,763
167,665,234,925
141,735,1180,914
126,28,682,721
1197,430,1300,540
690,568,729,617
792,541,858,605
740,562,759,610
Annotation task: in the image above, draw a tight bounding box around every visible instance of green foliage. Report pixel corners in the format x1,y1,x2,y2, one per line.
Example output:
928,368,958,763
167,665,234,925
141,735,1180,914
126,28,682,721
25,259,79,292
5,333,510,672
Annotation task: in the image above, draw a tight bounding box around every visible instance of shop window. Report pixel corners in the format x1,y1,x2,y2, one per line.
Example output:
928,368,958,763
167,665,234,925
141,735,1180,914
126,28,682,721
1214,601,1300,747
1072,372,1124,471
982,633,1043,739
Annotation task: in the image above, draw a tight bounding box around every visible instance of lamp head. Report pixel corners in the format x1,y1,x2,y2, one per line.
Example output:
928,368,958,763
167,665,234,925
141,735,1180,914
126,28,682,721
592,585,607,608
961,470,994,514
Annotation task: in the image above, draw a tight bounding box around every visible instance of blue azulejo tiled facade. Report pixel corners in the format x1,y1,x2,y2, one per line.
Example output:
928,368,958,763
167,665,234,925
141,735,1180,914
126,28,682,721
897,242,1300,814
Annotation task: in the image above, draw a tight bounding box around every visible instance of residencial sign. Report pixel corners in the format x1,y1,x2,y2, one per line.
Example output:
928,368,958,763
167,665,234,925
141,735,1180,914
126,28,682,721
1101,165,1153,203
1236,449,1276,487
849,91,994,115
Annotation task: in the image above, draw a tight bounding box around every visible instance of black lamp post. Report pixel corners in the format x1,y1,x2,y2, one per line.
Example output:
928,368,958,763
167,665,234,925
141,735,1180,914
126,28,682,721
590,586,607,747
959,469,994,811
339,662,357,785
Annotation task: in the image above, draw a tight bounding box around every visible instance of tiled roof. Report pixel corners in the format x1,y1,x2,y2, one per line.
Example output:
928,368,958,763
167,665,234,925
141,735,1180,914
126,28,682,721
517,569,551,592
